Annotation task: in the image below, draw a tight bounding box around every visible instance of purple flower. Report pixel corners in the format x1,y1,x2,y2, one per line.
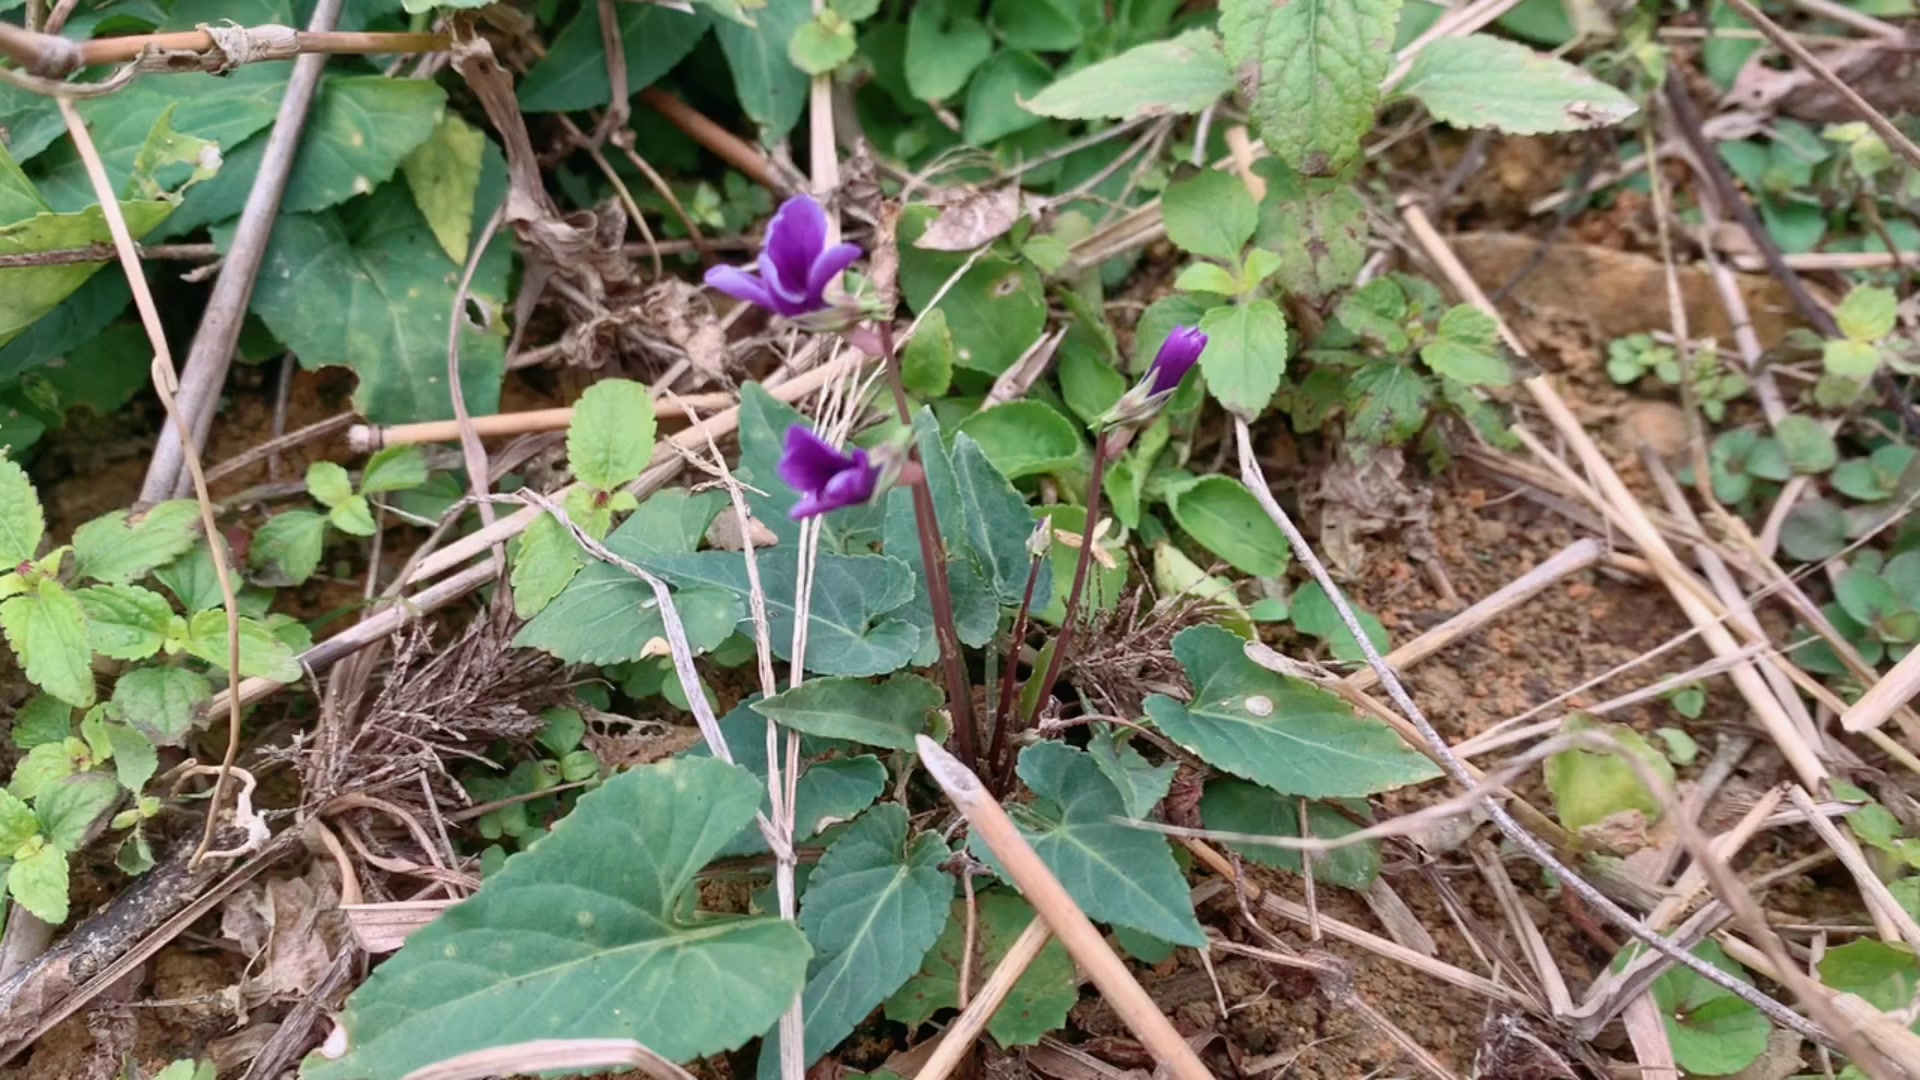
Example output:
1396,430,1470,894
1147,325,1207,395
778,425,879,519
704,194,863,318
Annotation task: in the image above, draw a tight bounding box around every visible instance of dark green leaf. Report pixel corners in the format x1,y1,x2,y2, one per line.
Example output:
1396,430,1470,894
1087,725,1176,820
885,890,1077,1046
752,674,942,749
520,6,711,113
1199,779,1379,889
715,0,811,141
1345,361,1432,444
963,50,1051,145
1169,475,1292,577
906,0,994,101
955,401,1082,480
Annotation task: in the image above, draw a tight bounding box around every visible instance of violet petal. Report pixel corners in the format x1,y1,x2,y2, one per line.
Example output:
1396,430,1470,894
777,425,854,494
765,195,828,298
758,249,809,315
1148,325,1207,395
804,242,864,307
704,265,776,312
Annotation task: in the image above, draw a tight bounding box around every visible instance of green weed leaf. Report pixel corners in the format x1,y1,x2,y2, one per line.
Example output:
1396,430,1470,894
1198,301,1290,418
1396,34,1637,135
568,378,657,491
790,10,858,75
75,584,171,661
7,835,68,923
1774,414,1837,474
1024,30,1233,120
1836,284,1897,343
1289,580,1390,662
899,208,1047,376
1087,726,1177,821
70,501,200,584
304,757,812,1080
1163,170,1258,264
1647,940,1770,1075
761,804,951,1075
360,445,431,496
0,454,43,564
112,666,211,746
905,0,994,102
886,890,1076,1046
1147,626,1438,797
0,789,39,853
401,114,485,266
1543,716,1674,832
1345,361,1432,444
8,694,67,749
35,772,118,850
250,510,328,587
955,402,1082,481
687,703,888,858
714,0,811,140
509,512,586,620
752,674,942,750
901,309,955,398
1220,0,1397,174
519,6,711,113
306,462,354,509
1169,475,1292,577
993,740,1206,946
962,50,1052,145
2,580,94,706
1253,159,1368,299
183,611,303,683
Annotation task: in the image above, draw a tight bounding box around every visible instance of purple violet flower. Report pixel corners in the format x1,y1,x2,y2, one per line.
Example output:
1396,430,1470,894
704,194,863,319
778,425,880,519
1147,325,1208,396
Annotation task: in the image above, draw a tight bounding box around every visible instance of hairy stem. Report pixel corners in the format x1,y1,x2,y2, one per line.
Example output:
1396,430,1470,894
1023,426,1119,729
877,322,978,768
988,551,1046,791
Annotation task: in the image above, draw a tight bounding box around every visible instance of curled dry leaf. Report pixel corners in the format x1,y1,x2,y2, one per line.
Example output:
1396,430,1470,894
915,184,1024,252
705,508,778,551
645,279,732,379
219,862,347,1010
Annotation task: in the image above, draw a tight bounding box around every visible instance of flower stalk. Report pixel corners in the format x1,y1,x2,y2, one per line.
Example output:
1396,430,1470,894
987,527,1049,791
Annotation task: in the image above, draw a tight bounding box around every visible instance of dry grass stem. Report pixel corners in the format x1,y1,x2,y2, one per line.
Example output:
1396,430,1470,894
398,1038,697,1080
913,916,1055,1080
916,736,1213,1080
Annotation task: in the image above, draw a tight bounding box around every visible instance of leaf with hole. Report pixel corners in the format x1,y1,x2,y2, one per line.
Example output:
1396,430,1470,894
758,804,951,1077
987,740,1205,946
1146,626,1438,797
302,757,813,1080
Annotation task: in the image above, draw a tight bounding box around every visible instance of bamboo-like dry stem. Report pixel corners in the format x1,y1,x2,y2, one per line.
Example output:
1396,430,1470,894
916,736,1213,1080
347,393,738,451
913,917,1055,1080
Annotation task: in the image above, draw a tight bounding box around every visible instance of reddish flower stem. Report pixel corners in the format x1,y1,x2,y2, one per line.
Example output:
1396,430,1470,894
877,321,978,770
987,551,1045,792
1021,426,1124,732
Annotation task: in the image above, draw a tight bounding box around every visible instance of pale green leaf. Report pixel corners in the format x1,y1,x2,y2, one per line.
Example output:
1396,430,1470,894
7,739,82,800
70,500,200,585
752,675,942,750
401,113,485,266
886,890,1075,1045
2,581,94,706
1775,414,1838,474
1174,263,1242,295
0,200,173,348
1397,34,1638,135
1836,284,1897,343
0,140,48,225
8,836,68,922
0,454,43,564
760,805,951,1075
1146,626,1440,797
899,207,1047,376
0,789,39,853
1199,779,1380,889
34,771,118,850
328,495,379,538
303,758,812,1080
1543,716,1675,832
75,583,172,661
994,740,1206,946
1198,301,1290,417
1642,940,1770,1075
901,308,955,398
1823,338,1882,380
153,540,229,613
568,379,657,490
790,10,858,75
991,0,1087,50
249,510,327,587
1169,475,1292,577
1024,30,1233,120
111,666,212,746
360,444,431,495
1163,170,1257,264
183,611,303,683
1220,0,1397,174
1817,939,1917,1012
306,461,354,508
509,512,586,619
